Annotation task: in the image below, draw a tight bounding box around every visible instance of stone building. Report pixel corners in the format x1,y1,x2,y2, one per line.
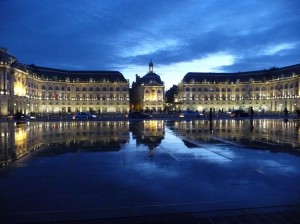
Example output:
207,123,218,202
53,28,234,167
130,60,165,112
0,48,130,116
177,65,300,113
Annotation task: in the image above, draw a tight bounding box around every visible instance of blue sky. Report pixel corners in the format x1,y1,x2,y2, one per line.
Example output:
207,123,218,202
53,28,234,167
1,0,300,89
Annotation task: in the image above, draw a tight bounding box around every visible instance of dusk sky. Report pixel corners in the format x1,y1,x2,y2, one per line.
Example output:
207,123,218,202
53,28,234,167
1,0,300,89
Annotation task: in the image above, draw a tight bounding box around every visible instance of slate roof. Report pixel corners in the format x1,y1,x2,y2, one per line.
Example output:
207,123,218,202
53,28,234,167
137,72,164,85
182,64,300,83
25,64,127,82
0,48,17,64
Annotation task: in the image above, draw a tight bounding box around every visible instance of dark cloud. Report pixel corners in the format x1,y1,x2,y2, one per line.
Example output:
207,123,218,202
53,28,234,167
1,0,300,87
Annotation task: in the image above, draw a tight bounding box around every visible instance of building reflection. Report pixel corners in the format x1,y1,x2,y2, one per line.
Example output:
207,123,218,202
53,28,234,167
130,120,165,157
0,121,130,166
2,119,300,167
170,119,300,151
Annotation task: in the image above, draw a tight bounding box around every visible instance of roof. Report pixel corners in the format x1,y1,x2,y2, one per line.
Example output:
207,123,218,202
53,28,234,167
25,64,127,82
135,72,164,85
182,64,300,83
0,48,17,64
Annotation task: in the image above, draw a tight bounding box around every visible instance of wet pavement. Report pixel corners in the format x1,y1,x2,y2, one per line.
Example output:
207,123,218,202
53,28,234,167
0,119,300,223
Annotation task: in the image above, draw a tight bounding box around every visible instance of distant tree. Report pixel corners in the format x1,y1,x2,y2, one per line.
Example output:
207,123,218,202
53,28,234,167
165,85,179,104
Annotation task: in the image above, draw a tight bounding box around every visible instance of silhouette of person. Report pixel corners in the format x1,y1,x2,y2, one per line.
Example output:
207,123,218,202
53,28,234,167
296,107,300,119
249,107,254,119
283,108,289,117
209,108,213,121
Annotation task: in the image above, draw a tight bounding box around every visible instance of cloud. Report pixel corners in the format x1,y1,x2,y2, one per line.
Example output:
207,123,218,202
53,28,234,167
120,52,235,89
261,43,297,56
1,0,300,89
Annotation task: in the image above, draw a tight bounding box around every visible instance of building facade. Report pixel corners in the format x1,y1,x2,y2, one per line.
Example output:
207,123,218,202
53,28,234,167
130,61,165,112
0,48,130,116
176,65,300,113
2,48,300,116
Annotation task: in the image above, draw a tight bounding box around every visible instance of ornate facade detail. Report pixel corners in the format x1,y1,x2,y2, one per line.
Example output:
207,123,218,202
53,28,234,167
177,66,300,113
130,61,165,112
0,48,130,115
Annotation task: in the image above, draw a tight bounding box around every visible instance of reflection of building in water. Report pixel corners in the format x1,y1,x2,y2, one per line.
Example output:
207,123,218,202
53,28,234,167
172,120,300,149
0,121,129,166
130,120,165,156
0,122,43,166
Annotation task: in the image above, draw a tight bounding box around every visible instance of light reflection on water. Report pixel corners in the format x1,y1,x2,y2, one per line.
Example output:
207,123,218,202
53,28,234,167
1,119,300,166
